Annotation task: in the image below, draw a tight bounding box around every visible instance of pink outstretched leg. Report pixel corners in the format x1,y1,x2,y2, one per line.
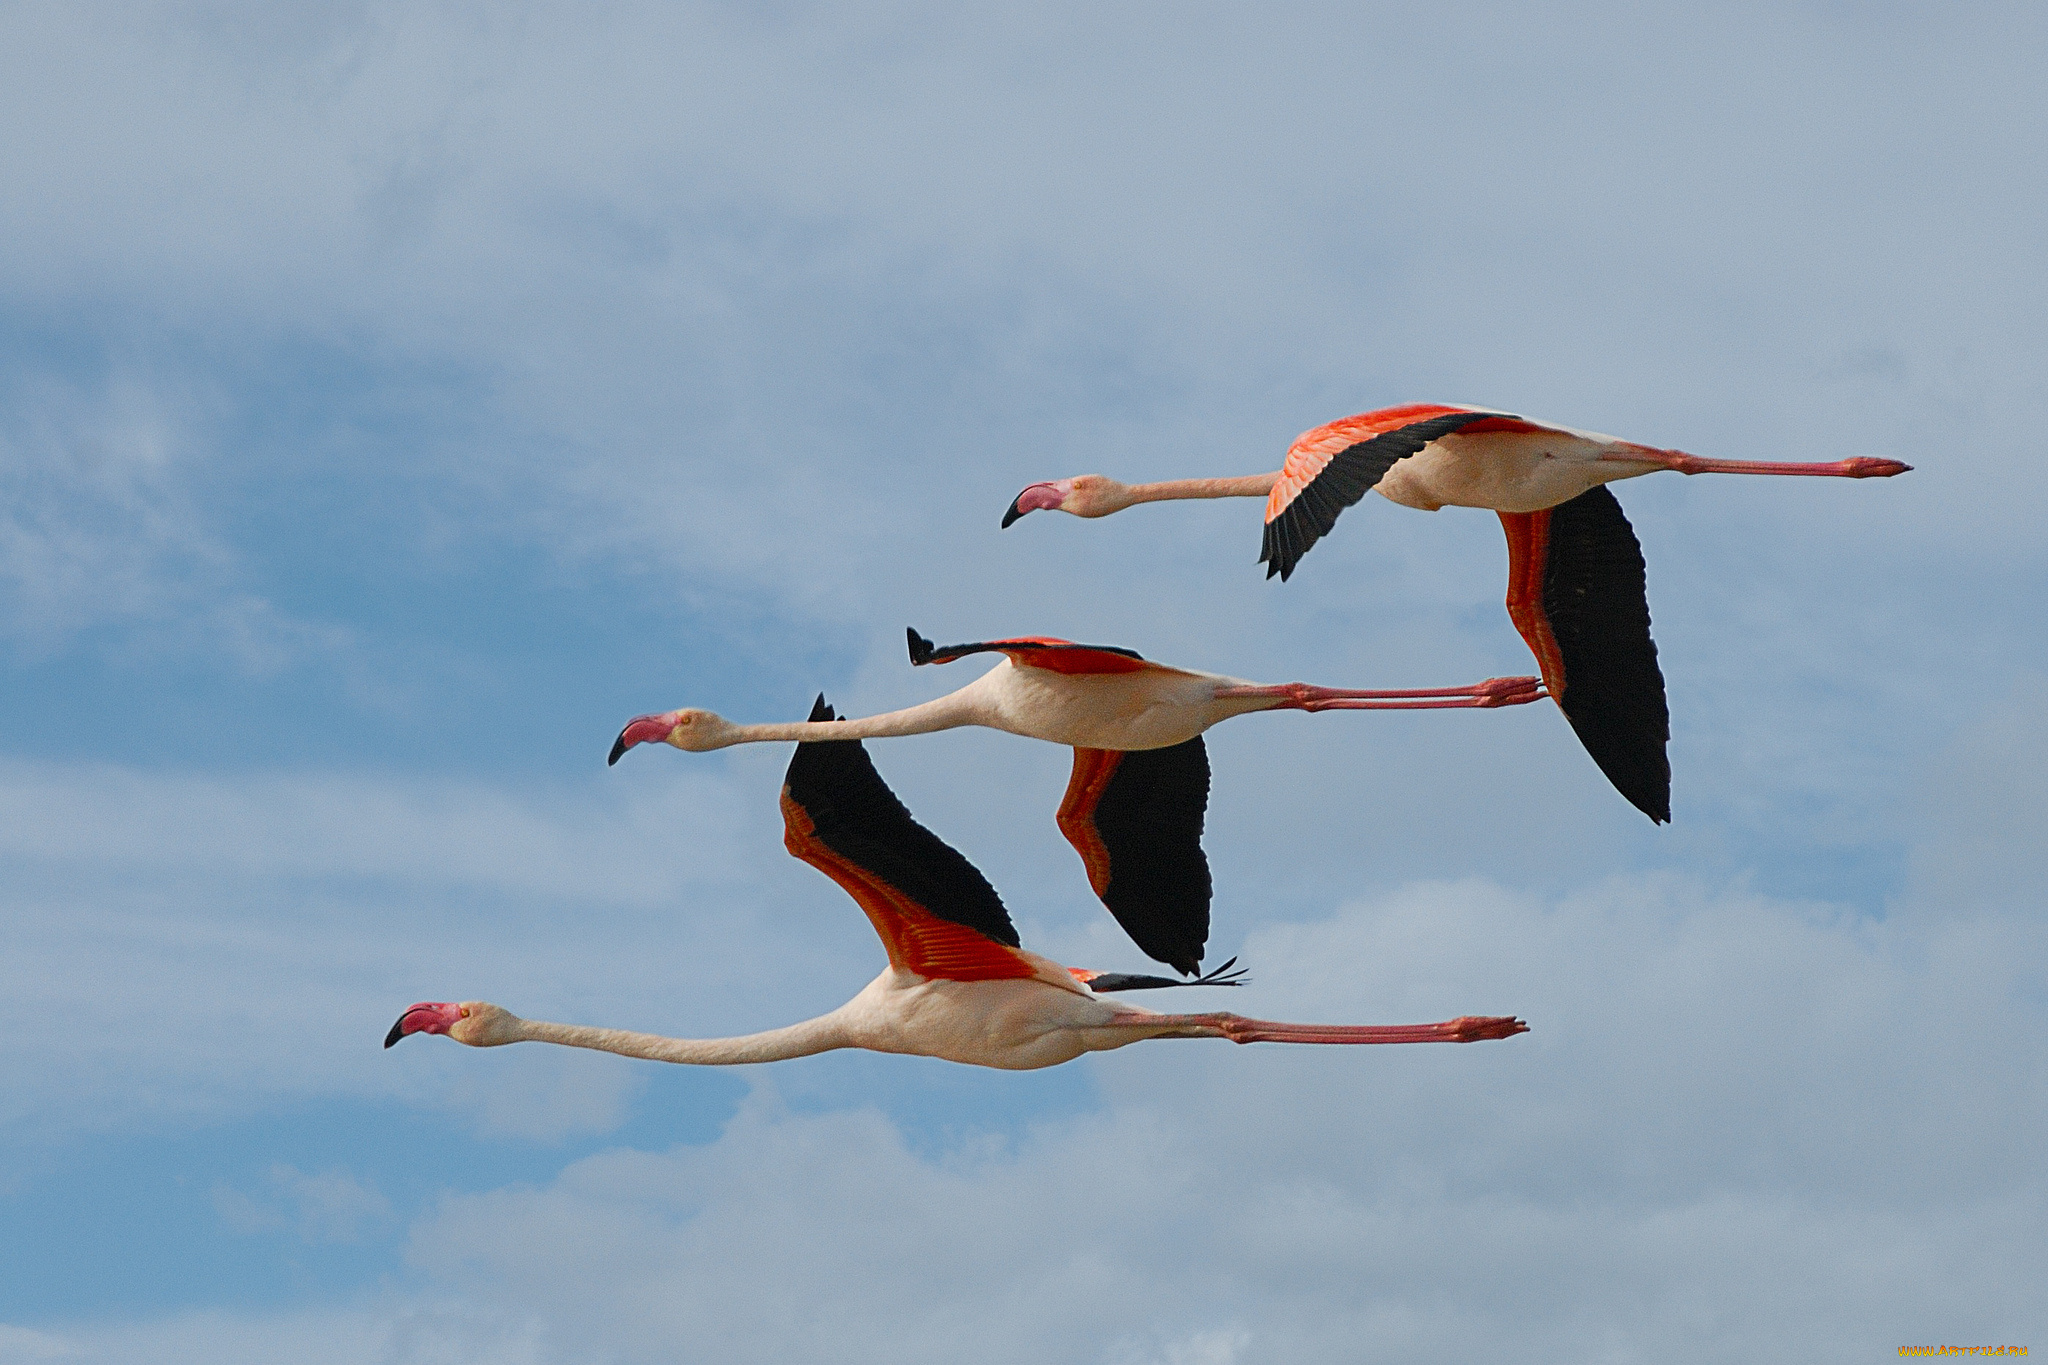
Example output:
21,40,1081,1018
1107,1012,1529,1045
1213,677,1545,711
1602,444,1911,478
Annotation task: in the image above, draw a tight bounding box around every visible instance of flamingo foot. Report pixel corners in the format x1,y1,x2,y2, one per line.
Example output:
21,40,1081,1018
1471,677,1548,709
1840,456,1912,477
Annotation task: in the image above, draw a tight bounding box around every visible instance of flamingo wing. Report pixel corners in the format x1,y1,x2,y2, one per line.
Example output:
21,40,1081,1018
906,627,1159,676
781,697,1040,982
1261,404,1546,581
1499,487,1670,823
1055,738,1212,976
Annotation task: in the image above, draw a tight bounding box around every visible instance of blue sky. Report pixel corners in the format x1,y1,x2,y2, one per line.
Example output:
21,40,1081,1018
3,3,2044,1361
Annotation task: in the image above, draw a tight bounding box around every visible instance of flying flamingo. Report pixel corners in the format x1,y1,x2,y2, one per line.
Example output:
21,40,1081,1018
389,702,1527,1070
609,629,1543,975
1001,403,1911,823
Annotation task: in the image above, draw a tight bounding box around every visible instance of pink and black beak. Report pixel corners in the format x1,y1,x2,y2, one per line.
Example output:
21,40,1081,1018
608,712,674,766
1001,481,1068,528
385,1001,462,1048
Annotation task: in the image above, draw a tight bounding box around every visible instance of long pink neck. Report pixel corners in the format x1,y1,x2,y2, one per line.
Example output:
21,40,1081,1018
717,689,986,747
1121,473,1278,508
514,1011,853,1065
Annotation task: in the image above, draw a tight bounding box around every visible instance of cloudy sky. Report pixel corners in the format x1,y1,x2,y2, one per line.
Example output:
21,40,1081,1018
3,2,2044,1361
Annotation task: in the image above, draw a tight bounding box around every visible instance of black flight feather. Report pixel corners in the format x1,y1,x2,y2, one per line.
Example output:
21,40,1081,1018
782,696,1022,946
1542,487,1671,823
1085,737,1212,975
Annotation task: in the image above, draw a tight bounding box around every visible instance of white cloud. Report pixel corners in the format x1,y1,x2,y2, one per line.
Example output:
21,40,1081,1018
0,362,343,665
213,1163,393,1243
0,757,818,1143
17,863,2043,1362
0,1325,81,1363
0,758,750,896
1899,684,2048,915
1109,1329,1254,1365
0,1310,471,1365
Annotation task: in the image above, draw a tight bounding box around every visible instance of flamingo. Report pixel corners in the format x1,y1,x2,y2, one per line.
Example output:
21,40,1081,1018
1001,403,1912,823
609,629,1543,975
388,701,1527,1070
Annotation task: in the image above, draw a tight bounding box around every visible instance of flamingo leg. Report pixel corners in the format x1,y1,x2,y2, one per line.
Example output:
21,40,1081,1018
1299,690,1546,712
1214,678,1545,711
1601,445,1910,478
1104,1011,1528,1045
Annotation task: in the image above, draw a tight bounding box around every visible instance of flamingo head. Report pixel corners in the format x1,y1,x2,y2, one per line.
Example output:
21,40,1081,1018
384,1000,520,1049
607,708,740,764
1000,475,1130,526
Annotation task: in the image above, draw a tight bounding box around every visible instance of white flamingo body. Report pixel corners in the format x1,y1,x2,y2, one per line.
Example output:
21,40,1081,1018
851,968,1120,1070
1374,419,1641,513
957,657,1268,751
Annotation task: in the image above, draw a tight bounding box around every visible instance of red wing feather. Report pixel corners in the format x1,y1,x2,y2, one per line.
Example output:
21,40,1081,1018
907,627,1154,676
1501,509,1567,698
782,796,1038,981
1056,748,1122,901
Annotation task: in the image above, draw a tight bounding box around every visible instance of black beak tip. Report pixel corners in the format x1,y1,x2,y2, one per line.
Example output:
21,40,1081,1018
384,1016,408,1049
1000,496,1025,529
607,732,629,766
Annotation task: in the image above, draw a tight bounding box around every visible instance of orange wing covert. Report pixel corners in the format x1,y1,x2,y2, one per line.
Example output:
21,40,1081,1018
1266,404,1479,523
1260,404,1546,581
